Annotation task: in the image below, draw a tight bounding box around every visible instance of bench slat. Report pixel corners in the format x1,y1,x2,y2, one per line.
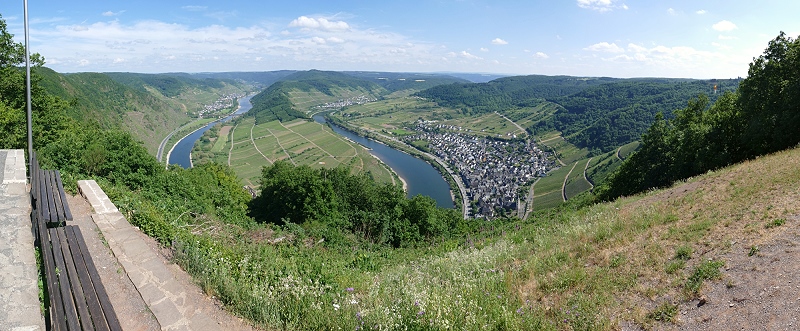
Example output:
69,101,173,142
46,170,59,225
38,212,66,331
66,226,109,331
51,171,66,223
56,171,74,221
38,170,51,225
50,227,82,331
58,227,95,331
71,227,123,331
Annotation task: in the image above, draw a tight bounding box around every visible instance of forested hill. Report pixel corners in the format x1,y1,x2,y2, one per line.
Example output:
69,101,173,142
37,70,251,155
246,70,380,124
36,68,191,155
344,71,470,92
548,79,739,152
415,75,740,153
166,70,296,87
103,72,237,97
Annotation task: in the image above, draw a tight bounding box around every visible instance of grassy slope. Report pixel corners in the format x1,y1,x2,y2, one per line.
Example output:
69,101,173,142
178,135,800,330
513,145,800,329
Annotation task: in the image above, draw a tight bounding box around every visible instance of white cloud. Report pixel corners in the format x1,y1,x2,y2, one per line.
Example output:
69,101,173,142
29,17,448,73
696,9,707,15
491,38,508,45
601,43,720,70
459,51,482,60
584,42,625,53
480,47,489,52
113,57,125,63
712,20,737,32
289,16,350,31
327,37,345,43
577,0,627,12
718,35,736,40
534,52,549,59
711,42,732,50
102,11,125,17
667,8,676,15
182,6,207,12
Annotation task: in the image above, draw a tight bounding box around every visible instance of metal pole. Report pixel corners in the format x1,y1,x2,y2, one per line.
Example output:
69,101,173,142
24,0,33,170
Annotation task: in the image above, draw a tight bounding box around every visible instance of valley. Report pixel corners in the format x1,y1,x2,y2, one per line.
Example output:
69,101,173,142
180,70,740,217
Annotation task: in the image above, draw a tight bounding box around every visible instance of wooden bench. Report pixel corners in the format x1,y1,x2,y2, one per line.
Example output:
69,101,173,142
30,152,72,227
30,152,122,331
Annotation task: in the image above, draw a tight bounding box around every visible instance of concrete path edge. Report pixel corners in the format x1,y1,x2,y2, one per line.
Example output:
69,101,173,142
77,179,220,331
0,149,45,331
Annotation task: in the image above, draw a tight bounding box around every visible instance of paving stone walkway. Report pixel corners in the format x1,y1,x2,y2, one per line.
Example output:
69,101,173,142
0,149,45,331
78,180,220,331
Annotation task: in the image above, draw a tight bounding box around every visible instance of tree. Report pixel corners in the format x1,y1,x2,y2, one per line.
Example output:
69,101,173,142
0,14,71,150
737,32,800,158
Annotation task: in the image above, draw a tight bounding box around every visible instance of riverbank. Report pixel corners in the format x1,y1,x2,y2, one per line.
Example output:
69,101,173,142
168,97,251,168
325,115,468,218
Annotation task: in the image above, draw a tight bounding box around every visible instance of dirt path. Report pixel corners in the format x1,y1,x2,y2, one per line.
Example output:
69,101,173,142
228,124,238,166
494,112,526,136
616,146,623,161
249,123,275,165
68,194,260,331
523,177,541,220
278,120,335,158
583,157,594,191
666,220,800,330
264,125,295,165
561,161,578,202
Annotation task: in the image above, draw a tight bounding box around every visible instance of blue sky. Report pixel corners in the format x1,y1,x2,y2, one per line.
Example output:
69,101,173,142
1,0,798,78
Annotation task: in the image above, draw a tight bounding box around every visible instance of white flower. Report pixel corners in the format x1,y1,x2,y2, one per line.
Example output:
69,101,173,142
333,303,340,310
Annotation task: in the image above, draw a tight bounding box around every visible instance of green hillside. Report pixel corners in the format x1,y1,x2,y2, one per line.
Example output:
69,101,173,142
36,68,191,155
246,70,387,124
344,71,470,92
416,75,740,154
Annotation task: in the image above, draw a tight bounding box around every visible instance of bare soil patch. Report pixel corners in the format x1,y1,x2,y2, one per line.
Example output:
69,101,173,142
218,125,233,139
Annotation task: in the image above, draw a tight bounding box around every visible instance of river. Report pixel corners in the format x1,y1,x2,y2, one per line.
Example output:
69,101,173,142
313,115,454,209
168,96,253,168
168,97,454,209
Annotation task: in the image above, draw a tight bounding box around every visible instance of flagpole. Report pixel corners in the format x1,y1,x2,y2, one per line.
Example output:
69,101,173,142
24,0,33,168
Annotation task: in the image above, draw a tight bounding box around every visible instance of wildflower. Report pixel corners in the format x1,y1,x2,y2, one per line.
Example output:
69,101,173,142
333,303,340,310
417,311,425,316
414,300,419,306
346,287,355,292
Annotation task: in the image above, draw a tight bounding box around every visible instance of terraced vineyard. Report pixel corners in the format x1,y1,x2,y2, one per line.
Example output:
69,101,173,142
531,164,572,210
564,158,594,199
223,117,396,187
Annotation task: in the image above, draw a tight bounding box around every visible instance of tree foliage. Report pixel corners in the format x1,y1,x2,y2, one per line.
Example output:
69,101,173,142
0,14,72,150
598,32,800,200
250,161,461,247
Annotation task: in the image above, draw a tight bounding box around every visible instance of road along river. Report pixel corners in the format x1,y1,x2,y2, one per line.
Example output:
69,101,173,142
168,96,253,168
